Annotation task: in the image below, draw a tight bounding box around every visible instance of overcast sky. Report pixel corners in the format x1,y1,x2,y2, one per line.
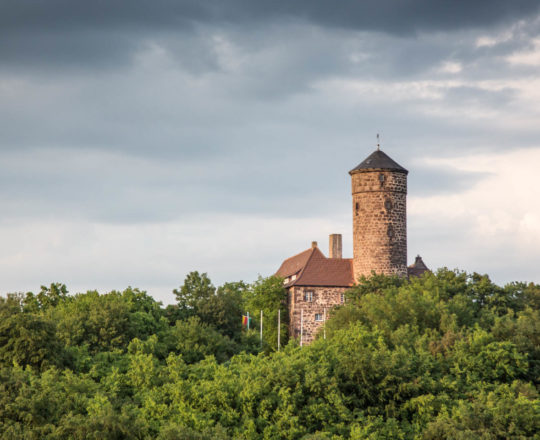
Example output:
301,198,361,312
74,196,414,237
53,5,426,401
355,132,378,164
2,1,540,303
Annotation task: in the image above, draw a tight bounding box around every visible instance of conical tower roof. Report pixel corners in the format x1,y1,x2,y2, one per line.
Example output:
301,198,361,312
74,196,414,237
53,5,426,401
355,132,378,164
349,149,408,175
408,255,430,278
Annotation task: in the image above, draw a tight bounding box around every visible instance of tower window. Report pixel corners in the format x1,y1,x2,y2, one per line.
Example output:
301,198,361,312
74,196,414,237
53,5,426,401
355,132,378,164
387,225,394,238
379,173,385,186
315,313,323,322
355,202,359,216
304,290,313,302
384,199,392,211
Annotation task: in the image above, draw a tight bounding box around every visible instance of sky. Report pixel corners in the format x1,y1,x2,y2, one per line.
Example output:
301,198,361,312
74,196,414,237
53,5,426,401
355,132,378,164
1,1,540,304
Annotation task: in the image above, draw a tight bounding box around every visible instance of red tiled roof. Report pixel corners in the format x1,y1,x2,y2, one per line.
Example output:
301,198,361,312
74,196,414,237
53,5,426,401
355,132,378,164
276,246,354,287
275,248,314,278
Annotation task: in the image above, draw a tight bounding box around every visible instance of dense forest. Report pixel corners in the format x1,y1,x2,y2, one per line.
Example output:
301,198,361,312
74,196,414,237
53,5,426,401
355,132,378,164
0,269,539,439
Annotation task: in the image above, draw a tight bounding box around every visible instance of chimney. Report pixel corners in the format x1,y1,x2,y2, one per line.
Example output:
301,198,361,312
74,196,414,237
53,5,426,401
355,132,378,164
329,234,342,259
311,241,318,248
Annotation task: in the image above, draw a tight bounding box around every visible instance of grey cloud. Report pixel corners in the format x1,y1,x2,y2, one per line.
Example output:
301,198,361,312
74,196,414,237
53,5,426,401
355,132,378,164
0,3,539,225
3,1,539,34
409,166,491,197
0,147,349,223
1,0,540,71
2,1,540,297
443,85,517,108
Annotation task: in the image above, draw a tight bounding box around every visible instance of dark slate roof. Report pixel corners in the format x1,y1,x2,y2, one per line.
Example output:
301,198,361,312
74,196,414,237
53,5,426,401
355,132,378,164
349,149,408,174
275,245,354,288
408,255,430,278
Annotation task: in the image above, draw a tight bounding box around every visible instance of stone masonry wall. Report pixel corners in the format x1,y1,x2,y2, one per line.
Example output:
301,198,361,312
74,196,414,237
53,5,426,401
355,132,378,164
288,285,348,345
351,170,407,280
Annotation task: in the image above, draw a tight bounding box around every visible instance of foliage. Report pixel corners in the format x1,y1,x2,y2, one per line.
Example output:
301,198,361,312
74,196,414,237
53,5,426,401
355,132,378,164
25,283,69,311
244,275,288,352
0,294,65,370
172,272,248,340
0,270,539,439
167,316,240,364
49,287,167,354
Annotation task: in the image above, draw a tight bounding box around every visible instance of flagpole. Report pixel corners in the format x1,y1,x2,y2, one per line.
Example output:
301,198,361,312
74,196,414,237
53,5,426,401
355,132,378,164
260,310,263,347
323,307,326,340
300,308,304,347
277,309,281,351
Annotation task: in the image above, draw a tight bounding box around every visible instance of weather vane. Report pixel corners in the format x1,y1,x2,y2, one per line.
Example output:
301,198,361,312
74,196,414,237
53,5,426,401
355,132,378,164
377,133,380,151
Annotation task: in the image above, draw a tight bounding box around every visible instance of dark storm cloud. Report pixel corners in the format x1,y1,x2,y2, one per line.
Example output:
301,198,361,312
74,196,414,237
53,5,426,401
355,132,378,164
3,0,539,33
0,0,539,225
1,0,540,69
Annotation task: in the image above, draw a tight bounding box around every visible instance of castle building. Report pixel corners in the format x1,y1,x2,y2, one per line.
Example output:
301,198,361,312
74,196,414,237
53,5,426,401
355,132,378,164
276,148,429,344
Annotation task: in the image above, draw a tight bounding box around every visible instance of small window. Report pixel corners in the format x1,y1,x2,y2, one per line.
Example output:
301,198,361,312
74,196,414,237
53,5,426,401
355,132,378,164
315,313,323,322
387,225,394,238
283,277,289,285
384,199,392,211
340,293,345,304
379,173,385,185
355,202,359,216
291,274,297,281
304,290,313,302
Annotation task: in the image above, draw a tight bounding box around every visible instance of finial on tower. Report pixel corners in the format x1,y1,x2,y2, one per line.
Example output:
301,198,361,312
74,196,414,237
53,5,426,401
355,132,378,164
376,133,380,151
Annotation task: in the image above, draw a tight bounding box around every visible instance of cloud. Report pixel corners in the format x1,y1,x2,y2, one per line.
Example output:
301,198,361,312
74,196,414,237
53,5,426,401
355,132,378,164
1,0,539,72
408,165,490,197
3,1,539,34
4,147,540,304
1,1,540,297
507,38,540,65
409,147,540,284
0,145,351,223
0,214,350,304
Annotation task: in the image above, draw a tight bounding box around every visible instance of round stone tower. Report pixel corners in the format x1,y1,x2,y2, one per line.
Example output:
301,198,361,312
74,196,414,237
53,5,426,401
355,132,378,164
349,148,408,281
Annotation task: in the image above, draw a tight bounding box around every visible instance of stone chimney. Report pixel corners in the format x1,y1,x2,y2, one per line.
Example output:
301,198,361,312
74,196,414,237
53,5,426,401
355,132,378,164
329,234,342,259
311,241,318,248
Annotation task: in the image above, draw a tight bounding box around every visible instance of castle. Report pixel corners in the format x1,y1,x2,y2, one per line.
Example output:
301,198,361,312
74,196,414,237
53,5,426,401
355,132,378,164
275,148,429,344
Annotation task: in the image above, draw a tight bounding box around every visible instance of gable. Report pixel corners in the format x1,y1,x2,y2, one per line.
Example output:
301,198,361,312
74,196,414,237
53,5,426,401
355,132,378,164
276,246,354,288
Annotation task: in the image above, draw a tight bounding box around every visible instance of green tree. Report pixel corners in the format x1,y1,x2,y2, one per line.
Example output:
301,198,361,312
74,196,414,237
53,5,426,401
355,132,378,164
50,288,166,355
199,282,247,340
171,273,247,340
173,272,215,319
0,295,64,369
167,316,238,364
245,276,288,351
23,283,69,311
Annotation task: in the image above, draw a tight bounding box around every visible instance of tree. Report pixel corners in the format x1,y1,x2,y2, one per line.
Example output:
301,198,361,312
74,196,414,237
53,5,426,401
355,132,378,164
167,316,238,364
200,282,247,339
24,283,69,311
172,273,247,340
245,276,288,351
50,288,166,354
0,295,64,369
173,272,215,316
